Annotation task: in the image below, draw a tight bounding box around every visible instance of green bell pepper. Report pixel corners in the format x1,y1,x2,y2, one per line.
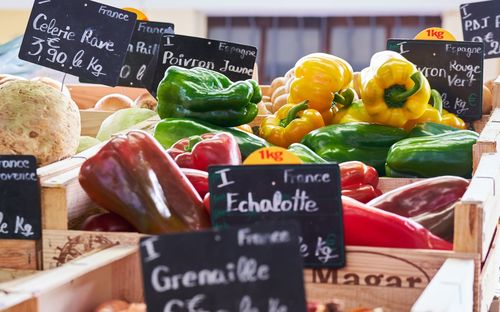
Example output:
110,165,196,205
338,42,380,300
156,66,261,127
301,122,407,174
154,118,270,158
287,143,328,163
408,122,460,138
386,130,478,178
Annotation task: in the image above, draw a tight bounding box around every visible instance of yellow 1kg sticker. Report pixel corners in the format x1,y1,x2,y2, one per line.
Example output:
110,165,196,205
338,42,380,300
415,27,456,41
243,146,303,165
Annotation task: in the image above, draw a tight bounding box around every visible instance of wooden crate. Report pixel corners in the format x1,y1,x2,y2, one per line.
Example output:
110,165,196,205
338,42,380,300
0,245,142,312
0,234,488,312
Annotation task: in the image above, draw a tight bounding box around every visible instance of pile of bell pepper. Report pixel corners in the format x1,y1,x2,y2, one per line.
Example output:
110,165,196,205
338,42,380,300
77,55,478,252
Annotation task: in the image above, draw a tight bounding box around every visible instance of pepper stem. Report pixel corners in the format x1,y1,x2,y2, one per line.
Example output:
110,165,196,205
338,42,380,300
333,88,355,107
280,101,309,128
185,136,203,152
384,72,424,108
429,89,443,115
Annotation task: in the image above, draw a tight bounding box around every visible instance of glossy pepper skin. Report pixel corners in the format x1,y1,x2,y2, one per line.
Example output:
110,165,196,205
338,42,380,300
288,53,353,124
339,161,382,203
182,168,209,198
156,66,261,127
386,130,479,178
342,196,452,250
360,51,431,128
441,109,467,129
301,122,407,175
154,118,271,158
287,143,328,163
404,89,466,131
260,101,325,147
332,100,374,124
167,133,242,171
79,130,211,234
408,122,459,138
368,176,469,242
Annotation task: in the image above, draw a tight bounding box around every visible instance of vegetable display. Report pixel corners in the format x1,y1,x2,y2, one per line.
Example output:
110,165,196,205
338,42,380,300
301,122,407,175
167,132,242,171
368,176,469,242
79,130,211,234
288,53,353,123
360,51,431,128
154,118,270,158
386,130,478,178
156,66,261,127
260,101,325,147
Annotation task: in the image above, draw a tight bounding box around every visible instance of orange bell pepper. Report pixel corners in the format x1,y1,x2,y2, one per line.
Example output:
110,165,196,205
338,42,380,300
260,101,325,147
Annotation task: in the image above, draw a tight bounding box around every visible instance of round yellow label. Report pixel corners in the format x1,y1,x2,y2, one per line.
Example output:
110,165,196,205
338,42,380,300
415,28,456,41
243,147,303,165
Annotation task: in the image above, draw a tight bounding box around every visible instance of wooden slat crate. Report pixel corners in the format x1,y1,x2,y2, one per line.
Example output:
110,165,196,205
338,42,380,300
0,245,142,312
0,153,495,311
1,82,499,311
0,239,487,312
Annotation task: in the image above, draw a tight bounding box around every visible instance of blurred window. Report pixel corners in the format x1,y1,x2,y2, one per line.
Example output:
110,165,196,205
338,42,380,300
208,16,441,84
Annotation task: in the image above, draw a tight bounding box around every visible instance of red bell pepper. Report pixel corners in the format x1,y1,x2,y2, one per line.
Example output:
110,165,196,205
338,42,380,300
167,132,242,171
79,130,210,234
339,161,382,203
203,192,451,250
343,196,452,250
181,168,209,198
367,176,469,242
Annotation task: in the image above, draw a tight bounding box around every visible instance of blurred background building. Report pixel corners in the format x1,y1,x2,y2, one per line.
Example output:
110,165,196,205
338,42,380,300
0,0,498,83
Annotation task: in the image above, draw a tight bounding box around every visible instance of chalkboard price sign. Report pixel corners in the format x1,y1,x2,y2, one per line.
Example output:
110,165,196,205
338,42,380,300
209,164,345,268
387,39,484,121
150,34,257,94
460,0,500,59
117,21,174,88
19,0,137,86
0,156,41,240
140,222,307,312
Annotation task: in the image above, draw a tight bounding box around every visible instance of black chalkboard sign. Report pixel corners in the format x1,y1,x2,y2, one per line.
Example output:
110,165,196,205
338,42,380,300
117,21,174,88
209,164,345,268
150,34,257,95
140,222,307,312
0,156,41,240
460,0,500,59
387,39,484,121
19,0,137,86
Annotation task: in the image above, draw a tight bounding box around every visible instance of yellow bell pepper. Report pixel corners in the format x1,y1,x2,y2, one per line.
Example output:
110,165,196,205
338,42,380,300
360,51,431,128
260,101,325,148
236,124,253,133
404,89,443,131
441,110,467,129
404,89,467,130
288,53,353,123
333,100,375,124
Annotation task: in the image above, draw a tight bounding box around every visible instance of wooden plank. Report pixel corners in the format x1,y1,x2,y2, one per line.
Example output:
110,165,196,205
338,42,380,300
455,153,500,261
0,245,142,312
478,227,500,312
79,110,114,137
42,229,143,269
0,270,36,284
68,84,145,109
304,246,477,312
0,294,36,312
0,240,40,270
378,177,426,194
411,258,474,312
